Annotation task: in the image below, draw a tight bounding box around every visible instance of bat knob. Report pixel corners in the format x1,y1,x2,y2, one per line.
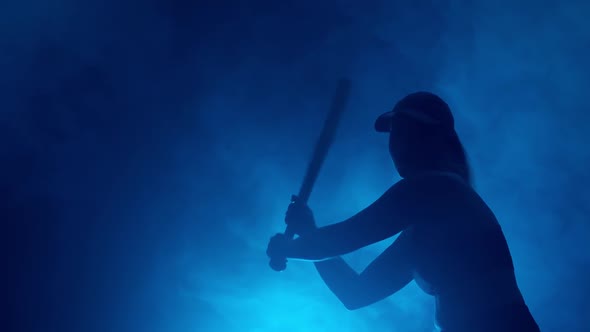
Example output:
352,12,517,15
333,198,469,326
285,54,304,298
269,257,287,272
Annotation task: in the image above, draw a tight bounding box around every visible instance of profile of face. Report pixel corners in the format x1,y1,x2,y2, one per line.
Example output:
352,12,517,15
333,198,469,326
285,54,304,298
388,113,441,178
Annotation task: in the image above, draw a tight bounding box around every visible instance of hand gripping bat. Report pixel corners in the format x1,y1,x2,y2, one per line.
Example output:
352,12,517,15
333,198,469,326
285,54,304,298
269,78,351,272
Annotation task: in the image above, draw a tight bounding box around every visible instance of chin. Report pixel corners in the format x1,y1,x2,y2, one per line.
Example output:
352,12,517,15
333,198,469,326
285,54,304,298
394,164,409,179
395,162,430,179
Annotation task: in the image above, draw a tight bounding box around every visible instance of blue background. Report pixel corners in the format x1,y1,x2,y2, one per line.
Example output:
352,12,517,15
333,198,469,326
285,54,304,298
2,1,589,331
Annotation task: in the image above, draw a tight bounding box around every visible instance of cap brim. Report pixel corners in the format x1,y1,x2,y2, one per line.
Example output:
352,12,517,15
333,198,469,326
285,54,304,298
375,108,442,133
374,111,395,132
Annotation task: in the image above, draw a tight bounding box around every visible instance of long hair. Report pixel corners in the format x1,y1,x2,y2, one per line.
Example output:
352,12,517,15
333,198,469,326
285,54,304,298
383,91,473,185
442,131,472,186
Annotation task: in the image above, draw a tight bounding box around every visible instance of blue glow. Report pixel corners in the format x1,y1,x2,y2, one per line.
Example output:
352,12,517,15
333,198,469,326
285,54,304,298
2,1,589,332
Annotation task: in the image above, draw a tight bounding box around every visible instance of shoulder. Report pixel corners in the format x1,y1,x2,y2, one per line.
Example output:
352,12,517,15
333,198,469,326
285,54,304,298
383,172,473,211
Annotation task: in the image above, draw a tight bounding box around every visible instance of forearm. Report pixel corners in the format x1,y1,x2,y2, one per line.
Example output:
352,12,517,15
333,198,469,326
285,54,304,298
285,223,365,261
285,233,336,261
314,257,361,309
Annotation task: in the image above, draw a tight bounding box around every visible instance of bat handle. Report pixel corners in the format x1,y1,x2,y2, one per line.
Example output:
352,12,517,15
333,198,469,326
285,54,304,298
269,256,287,272
268,225,296,272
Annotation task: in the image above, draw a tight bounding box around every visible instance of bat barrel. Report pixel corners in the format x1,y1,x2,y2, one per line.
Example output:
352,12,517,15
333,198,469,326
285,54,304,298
269,78,351,272
297,78,351,204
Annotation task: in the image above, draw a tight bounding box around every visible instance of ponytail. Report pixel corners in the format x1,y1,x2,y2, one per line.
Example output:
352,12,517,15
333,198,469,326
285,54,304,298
445,131,472,186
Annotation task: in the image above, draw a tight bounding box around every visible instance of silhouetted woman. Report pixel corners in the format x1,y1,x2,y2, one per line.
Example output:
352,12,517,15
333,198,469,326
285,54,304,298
267,92,540,332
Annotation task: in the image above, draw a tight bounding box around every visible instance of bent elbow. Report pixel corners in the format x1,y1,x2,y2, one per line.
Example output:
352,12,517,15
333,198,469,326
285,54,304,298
338,281,372,311
343,302,360,311
342,297,366,311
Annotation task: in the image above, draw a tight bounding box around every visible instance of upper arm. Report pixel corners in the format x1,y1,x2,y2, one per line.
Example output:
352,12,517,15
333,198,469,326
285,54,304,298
346,230,414,310
288,178,425,260
335,183,415,250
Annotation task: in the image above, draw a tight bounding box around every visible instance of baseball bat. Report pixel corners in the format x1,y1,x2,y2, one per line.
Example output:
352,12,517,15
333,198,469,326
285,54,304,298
269,78,351,271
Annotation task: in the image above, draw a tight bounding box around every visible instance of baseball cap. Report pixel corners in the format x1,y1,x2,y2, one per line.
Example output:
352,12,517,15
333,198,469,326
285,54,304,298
374,92,454,132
